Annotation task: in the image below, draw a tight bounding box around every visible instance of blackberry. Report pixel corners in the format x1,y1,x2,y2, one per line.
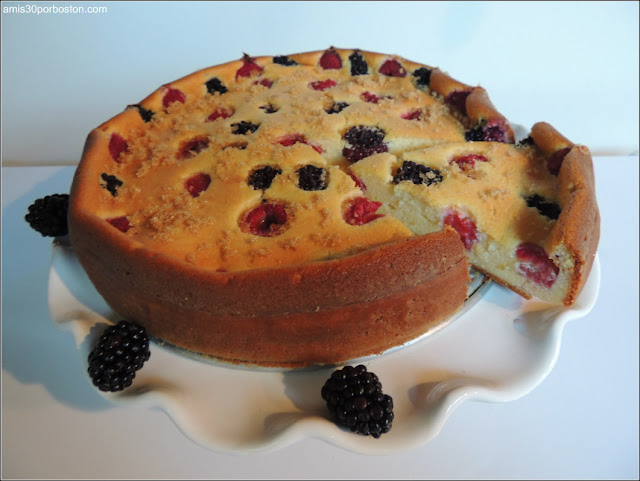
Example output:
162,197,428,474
127,103,154,122
248,165,282,190
525,194,561,220
516,135,535,148
342,125,388,162
464,125,485,142
297,165,328,191
205,77,228,95
231,121,260,135
321,364,394,438
87,320,151,392
349,51,368,76
412,67,432,87
326,101,349,114
393,161,443,186
25,194,69,237
273,55,298,66
100,173,123,197
260,103,279,114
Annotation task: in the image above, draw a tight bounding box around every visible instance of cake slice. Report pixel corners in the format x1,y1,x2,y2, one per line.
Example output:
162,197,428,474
350,122,599,306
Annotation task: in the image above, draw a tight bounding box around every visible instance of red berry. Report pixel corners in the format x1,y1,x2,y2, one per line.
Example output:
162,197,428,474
206,107,233,121
309,79,337,91
162,87,186,109
319,49,342,70
184,173,211,197
482,118,511,143
177,136,209,159
449,154,488,171
444,211,478,250
344,197,384,225
108,133,128,162
236,54,263,79
547,147,571,176
515,243,559,287
401,109,422,120
350,173,367,191
379,59,407,77
444,90,471,115
361,91,391,104
253,78,273,88
244,203,288,237
107,216,131,233
277,134,322,153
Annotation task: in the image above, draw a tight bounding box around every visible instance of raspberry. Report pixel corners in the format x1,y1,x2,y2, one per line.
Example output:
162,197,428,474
127,104,154,123
445,90,471,116
310,79,337,91
319,48,342,70
100,173,123,197
321,364,394,438
342,125,388,162
87,320,151,392
547,147,571,176
236,54,263,79
206,107,233,122
379,59,406,77
515,243,559,287
244,202,288,237
412,67,432,87
361,91,390,104
393,161,443,186
273,55,298,66
444,211,478,250
525,194,561,220
248,166,282,190
277,134,322,153
231,121,260,135
325,102,349,114
254,78,273,88
184,173,211,197
344,197,384,225
349,173,367,191
205,77,228,95
349,51,368,76
177,136,209,159
106,216,131,233
450,154,488,171
162,87,186,109
108,133,128,162
25,194,69,237
297,165,328,191
401,109,422,120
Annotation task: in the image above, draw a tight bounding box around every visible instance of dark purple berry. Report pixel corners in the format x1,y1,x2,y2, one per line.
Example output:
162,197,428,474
465,125,485,142
321,364,394,438
127,104,154,122
205,77,228,95
326,102,349,114
525,194,561,220
393,160,443,186
517,136,535,147
273,55,298,66
297,165,328,191
100,173,123,197
25,194,69,237
342,125,388,162
349,51,368,76
87,320,151,392
248,166,282,190
259,104,279,114
412,67,432,87
231,121,259,135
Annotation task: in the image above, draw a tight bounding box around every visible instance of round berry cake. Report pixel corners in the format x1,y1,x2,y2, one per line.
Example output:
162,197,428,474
68,47,599,367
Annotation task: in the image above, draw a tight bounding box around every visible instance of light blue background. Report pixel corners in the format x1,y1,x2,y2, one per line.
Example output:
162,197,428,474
1,1,638,163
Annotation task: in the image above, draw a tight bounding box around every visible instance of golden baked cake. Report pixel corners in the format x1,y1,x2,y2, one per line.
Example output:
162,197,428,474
68,47,599,366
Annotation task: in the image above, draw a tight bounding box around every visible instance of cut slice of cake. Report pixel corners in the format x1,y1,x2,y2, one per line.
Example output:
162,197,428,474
350,122,599,306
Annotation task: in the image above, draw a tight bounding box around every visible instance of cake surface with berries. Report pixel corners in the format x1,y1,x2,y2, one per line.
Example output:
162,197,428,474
68,47,599,367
